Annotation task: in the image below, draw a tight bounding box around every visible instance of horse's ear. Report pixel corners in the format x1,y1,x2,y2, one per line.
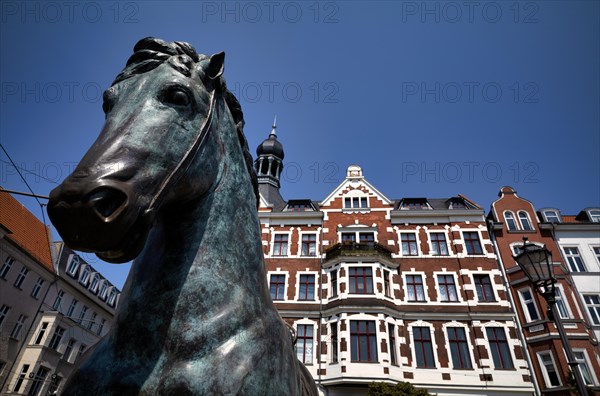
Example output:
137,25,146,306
206,52,225,80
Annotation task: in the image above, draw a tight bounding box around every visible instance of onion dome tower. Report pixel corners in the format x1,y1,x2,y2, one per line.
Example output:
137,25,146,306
255,117,284,188
255,118,286,210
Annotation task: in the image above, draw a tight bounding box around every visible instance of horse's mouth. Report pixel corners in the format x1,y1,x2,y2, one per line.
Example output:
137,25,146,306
48,189,151,263
94,218,150,263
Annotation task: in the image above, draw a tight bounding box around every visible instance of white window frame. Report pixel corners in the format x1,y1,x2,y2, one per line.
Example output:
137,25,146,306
89,273,101,293
295,271,318,302
518,211,534,231
98,281,109,300
267,271,288,301
342,190,370,212
298,231,319,257
107,289,117,307
481,323,517,370
588,209,600,223
294,320,316,366
553,284,572,319
347,264,376,295
66,254,80,277
270,231,291,257
573,348,598,386
583,294,600,325
427,230,451,256
347,314,381,364
472,272,498,303
79,265,91,286
383,269,393,298
563,246,587,272
329,267,339,299
461,230,486,256
504,211,518,231
518,287,541,322
592,246,600,265
338,226,378,246
402,271,429,303
399,231,420,257
407,320,439,369
537,351,562,388
433,271,462,303
344,196,369,209
442,322,476,370
542,209,560,223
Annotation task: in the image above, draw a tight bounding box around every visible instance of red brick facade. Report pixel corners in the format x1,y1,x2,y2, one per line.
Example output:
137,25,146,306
488,186,600,396
258,166,534,395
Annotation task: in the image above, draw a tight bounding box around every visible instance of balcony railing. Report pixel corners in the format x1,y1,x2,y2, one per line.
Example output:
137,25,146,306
325,242,393,261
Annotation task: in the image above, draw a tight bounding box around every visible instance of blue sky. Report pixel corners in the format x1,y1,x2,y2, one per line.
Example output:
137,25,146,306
1,1,598,289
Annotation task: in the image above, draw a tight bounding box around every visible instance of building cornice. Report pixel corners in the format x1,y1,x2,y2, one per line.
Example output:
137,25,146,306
551,223,600,232
390,209,484,224
258,211,324,222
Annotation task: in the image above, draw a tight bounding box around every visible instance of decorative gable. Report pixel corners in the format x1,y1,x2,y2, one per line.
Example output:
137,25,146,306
320,165,393,210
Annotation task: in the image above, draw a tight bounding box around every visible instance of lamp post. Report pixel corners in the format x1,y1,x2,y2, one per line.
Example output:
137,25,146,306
513,237,588,396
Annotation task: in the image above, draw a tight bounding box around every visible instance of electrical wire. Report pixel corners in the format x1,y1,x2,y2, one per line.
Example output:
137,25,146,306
0,159,60,185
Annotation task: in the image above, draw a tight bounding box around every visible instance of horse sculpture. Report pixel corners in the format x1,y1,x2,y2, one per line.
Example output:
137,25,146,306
48,37,318,396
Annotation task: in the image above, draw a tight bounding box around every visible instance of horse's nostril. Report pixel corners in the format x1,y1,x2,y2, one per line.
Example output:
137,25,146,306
88,187,127,219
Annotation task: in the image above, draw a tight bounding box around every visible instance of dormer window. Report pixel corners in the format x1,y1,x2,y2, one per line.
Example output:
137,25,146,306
79,266,91,286
66,255,80,277
400,198,430,210
285,200,315,212
107,289,117,307
589,209,600,223
542,210,560,223
98,281,109,300
89,273,101,293
288,203,309,211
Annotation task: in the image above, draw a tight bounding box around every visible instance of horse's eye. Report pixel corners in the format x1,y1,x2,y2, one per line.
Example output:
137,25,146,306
163,87,191,106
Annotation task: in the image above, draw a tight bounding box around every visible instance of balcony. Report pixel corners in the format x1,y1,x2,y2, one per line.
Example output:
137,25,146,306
324,242,393,262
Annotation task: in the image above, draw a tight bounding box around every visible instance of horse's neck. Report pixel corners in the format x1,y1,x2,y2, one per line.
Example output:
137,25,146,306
117,125,272,343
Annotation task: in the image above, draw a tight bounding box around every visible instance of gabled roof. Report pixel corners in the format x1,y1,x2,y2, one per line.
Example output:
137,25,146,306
0,188,53,272
320,166,392,207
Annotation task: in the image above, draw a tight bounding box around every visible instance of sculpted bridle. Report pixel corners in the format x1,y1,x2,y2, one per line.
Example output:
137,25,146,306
143,89,217,223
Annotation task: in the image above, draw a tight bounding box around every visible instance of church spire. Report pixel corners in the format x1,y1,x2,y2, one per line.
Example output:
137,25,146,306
270,116,277,137
255,118,284,190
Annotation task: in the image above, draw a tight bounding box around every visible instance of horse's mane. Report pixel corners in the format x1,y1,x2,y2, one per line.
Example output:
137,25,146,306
111,37,259,207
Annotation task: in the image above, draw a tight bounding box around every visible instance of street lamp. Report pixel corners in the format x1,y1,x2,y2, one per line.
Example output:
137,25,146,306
513,237,588,396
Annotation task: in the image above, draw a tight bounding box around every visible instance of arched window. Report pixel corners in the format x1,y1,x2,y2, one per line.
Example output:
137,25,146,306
89,273,101,293
518,211,533,231
79,266,91,286
66,255,80,277
504,211,518,231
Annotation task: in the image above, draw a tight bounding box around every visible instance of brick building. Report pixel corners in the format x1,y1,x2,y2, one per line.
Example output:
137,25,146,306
487,187,600,395
544,207,600,344
255,128,534,395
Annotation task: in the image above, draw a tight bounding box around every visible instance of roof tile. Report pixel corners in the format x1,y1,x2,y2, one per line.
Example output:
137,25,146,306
0,189,53,272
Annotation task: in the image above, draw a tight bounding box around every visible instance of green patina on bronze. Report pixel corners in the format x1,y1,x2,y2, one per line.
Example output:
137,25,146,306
48,37,317,395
